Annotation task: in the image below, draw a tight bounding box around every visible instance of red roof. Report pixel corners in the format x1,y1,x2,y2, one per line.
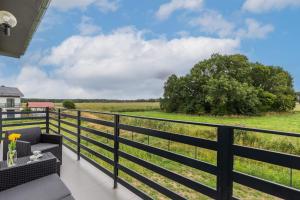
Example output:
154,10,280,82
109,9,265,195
27,102,55,108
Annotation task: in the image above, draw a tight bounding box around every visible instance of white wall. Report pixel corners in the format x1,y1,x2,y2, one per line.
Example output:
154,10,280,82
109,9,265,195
0,97,22,118
0,97,6,104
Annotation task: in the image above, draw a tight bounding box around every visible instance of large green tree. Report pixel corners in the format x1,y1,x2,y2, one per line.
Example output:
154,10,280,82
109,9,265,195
161,54,296,115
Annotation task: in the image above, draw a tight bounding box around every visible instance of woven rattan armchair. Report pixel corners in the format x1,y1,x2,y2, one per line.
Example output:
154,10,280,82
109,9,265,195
3,127,62,162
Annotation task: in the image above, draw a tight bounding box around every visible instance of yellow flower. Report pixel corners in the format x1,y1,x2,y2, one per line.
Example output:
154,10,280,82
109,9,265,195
8,133,21,141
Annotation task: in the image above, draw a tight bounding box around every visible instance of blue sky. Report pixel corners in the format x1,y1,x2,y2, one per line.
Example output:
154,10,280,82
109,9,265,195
0,0,299,99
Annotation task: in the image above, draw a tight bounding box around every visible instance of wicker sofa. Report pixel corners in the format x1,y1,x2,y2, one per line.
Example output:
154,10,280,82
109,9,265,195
0,153,74,200
3,127,62,162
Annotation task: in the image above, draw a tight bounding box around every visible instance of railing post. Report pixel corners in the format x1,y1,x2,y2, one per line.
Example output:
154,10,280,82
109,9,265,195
77,110,81,161
46,107,49,133
58,109,61,134
0,108,2,143
217,126,234,200
113,114,120,189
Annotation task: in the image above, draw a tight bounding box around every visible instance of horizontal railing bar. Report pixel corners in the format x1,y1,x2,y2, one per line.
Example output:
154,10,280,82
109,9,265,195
49,128,57,133
49,116,58,121
49,122,59,129
119,124,217,150
60,113,77,119
80,126,114,140
119,114,300,138
49,111,58,115
60,119,77,128
80,117,114,127
119,113,222,128
2,121,45,127
60,127,77,137
59,108,115,116
119,151,217,198
119,137,217,175
117,178,153,200
80,153,114,178
2,111,46,114
119,164,186,200
63,135,77,145
233,127,300,138
233,145,300,170
63,143,77,154
80,144,114,165
233,171,300,199
81,135,114,152
2,116,46,121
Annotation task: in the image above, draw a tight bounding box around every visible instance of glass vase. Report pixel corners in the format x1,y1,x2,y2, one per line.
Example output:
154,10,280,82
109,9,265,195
7,150,17,167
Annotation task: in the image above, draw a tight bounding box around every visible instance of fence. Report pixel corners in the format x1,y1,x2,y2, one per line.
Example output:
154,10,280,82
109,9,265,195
1,107,300,199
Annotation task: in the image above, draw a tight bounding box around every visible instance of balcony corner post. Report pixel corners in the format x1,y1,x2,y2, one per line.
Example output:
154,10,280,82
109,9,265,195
0,108,2,143
216,126,234,200
58,108,61,134
113,114,120,189
46,107,49,133
77,110,81,161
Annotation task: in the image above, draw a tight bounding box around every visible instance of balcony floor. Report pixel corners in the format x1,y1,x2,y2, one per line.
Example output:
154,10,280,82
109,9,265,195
0,143,141,200
61,147,141,200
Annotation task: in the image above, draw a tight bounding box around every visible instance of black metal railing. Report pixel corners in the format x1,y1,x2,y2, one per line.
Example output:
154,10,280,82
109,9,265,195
1,107,300,200
0,108,47,142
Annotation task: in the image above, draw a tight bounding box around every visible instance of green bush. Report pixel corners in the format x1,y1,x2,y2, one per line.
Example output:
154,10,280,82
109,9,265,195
62,100,76,109
161,54,296,115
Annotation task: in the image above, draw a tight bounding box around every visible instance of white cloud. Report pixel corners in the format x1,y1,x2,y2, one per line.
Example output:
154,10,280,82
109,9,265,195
237,19,274,39
156,0,204,20
14,27,239,99
190,11,235,38
51,0,119,12
190,11,274,39
242,0,300,13
78,16,101,35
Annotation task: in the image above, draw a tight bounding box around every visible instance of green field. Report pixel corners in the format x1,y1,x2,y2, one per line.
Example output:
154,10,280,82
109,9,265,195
53,102,300,200
58,102,160,112
75,102,300,133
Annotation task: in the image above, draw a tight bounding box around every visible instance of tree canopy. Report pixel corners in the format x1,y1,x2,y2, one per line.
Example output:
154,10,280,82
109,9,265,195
161,54,296,115
63,100,76,109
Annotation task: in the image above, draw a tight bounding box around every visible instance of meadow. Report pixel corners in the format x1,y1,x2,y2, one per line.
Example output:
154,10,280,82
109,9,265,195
57,102,160,112
74,102,300,132
50,102,300,200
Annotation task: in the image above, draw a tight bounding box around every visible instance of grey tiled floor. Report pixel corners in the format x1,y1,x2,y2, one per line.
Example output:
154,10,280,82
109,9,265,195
0,143,141,200
61,147,141,200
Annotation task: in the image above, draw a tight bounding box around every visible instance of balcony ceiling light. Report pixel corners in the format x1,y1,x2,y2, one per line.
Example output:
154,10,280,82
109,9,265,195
0,10,17,36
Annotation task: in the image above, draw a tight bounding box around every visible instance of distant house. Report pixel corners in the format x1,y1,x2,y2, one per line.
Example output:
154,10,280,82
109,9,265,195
27,102,55,116
297,92,300,102
0,85,24,118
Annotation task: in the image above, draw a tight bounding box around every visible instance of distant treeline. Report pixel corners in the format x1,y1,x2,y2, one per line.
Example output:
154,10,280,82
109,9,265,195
21,98,160,103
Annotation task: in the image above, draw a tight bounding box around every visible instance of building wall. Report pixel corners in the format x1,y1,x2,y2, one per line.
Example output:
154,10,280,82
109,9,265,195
30,107,46,117
0,97,21,118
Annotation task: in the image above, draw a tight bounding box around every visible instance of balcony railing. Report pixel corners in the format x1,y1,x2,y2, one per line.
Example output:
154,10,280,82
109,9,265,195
0,108,300,200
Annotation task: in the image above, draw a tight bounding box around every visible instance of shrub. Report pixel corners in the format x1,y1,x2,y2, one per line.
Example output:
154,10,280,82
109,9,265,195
63,100,76,109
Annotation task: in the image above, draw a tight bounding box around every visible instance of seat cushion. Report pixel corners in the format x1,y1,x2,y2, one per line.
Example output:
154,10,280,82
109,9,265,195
0,174,72,200
7,127,42,145
31,143,59,152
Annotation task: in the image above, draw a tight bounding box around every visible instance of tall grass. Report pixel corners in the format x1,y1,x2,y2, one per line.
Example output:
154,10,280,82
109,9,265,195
74,102,160,112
